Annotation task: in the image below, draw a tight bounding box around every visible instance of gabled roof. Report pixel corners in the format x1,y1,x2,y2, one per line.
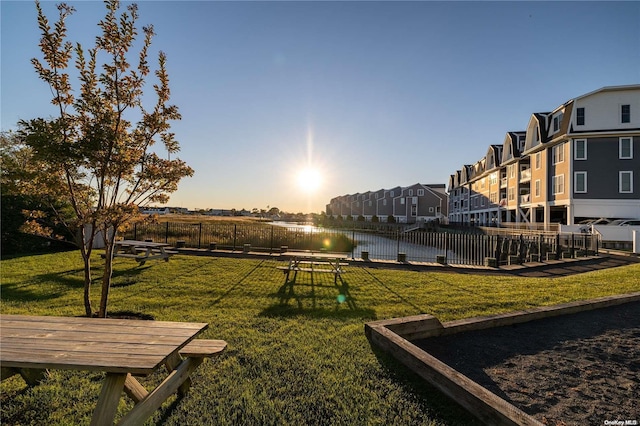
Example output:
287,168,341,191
485,144,503,171
460,165,473,183
501,131,525,164
571,84,640,102
523,113,551,153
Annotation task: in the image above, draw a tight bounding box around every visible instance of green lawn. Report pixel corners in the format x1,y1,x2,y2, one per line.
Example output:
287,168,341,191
2,251,639,425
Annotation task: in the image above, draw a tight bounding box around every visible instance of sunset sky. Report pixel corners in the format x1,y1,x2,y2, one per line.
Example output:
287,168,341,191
2,1,639,213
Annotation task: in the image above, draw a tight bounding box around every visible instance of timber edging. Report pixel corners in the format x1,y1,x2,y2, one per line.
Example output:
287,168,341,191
365,292,640,425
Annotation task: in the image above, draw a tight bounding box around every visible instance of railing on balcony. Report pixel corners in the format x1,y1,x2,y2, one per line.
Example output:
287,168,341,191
500,177,507,187
520,168,531,181
520,193,531,204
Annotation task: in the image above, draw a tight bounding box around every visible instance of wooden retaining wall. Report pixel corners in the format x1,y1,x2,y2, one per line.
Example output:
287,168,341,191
365,292,640,425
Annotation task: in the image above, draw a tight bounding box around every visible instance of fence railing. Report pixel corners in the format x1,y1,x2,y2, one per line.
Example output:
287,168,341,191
121,222,599,267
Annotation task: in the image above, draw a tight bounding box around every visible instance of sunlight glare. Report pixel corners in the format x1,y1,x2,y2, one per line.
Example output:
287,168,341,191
297,168,322,193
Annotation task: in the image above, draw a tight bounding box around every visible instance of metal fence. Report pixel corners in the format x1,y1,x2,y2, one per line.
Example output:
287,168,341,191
122,222,599,266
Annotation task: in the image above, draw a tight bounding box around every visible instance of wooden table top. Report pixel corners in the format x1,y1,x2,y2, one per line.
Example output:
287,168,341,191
0,315,208,375
116,240,171,248
282,251,349,260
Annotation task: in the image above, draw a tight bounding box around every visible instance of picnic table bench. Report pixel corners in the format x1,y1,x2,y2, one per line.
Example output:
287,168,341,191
277,252,354,308
111,240,178,265
0,314,226,426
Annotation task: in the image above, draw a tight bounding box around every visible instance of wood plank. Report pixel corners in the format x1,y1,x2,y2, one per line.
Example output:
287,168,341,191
123,373,149,403
0,348,168,374
117,357,203,426
0,315,208,331
0,321,206,337
90,373,127,426
179,339,227,357
0,330,198,345
367,325,541,425
1,338,179,356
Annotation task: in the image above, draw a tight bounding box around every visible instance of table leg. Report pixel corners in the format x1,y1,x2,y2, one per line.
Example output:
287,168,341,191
123,374,148,403
117,357,202,426
165,352,192,396
90,373,127,426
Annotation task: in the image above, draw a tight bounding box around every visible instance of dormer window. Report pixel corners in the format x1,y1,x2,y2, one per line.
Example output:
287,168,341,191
621,105,631,123
576,107,585,125
551,113,563,133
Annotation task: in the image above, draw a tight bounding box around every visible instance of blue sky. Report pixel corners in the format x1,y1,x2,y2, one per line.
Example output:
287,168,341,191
2,1,639,213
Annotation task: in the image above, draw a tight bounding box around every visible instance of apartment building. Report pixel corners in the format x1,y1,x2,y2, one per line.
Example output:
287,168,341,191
448,85,640,228
327,184,448,224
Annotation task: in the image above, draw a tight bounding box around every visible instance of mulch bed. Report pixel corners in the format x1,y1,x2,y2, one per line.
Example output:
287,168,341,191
415,301,640,425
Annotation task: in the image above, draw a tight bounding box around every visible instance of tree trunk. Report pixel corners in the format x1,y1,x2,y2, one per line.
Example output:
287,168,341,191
82,253,92,316
78,225,94,317
98,228,117,318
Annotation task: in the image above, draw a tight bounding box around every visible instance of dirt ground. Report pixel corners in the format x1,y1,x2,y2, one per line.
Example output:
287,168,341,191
415,301,640,426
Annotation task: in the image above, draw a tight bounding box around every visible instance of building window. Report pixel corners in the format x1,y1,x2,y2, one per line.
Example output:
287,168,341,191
552,175,565,195
535,152,541,169
383,199,387,206
576,107,585,125
509,164,515,179
574,139,587,160
429,206,434,213
553,113,563,133
390,191,394,197
408,189,413,196
574,172,587,193
620,171,633,193
619,137,633,159
412,197,417,205
535,179,541,197
552,144,564,165
508,187,515,201
417,189,424,196
401,198,405,205
621,104,631,123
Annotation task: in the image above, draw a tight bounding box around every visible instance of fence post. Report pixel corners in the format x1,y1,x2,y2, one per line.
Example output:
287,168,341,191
233,224,237,251
571,233,575,258
134,223,137,241
198,223,202,249
444,232,449,264
270,226,274,254
352,227,356,259
165,222,169,244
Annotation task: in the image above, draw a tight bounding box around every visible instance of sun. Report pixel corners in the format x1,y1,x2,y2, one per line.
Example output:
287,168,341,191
296,167,322,193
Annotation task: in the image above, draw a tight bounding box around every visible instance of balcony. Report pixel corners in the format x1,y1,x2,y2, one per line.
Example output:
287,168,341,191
520,193,531,204
520,168,531,182
500,177,507,188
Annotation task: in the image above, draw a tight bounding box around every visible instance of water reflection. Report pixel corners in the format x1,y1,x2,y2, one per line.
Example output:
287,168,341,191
270,222,460,263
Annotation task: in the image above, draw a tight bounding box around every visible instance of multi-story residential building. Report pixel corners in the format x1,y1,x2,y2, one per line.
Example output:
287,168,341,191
327,184,448,223
448,85,640,228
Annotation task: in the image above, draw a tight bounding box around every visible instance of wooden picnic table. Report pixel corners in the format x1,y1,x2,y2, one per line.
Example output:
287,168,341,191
0,314,223,426
113,240,176,265
278,252,353,308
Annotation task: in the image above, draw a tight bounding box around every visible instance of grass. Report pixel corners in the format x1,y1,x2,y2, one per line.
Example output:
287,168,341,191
1,251,639,425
